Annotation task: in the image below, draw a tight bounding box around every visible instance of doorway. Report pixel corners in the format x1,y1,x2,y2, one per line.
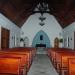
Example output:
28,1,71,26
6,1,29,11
32,30,50,48
1,27,10,49
74,32,75,49
32,30,51,54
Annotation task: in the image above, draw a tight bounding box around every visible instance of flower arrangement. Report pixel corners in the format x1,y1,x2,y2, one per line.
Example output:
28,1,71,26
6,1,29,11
20,38,24,42
59,38,63,43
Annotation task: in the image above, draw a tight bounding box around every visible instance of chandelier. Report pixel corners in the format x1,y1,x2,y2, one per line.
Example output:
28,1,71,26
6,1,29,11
34,1,50,26
39,21,45,26
39,14,46,21
39,14,46,26
37,2,49,14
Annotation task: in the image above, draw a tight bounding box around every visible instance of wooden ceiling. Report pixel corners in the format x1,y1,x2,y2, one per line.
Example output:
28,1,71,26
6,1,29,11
0,0,75,28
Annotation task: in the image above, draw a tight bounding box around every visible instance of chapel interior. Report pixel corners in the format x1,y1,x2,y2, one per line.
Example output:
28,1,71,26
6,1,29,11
0,0,75,75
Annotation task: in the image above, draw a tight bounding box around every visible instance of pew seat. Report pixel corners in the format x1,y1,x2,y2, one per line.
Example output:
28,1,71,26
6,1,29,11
0,57,26,75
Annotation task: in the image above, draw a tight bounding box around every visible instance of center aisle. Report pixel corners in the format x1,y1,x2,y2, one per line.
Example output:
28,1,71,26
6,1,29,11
28,54,58,75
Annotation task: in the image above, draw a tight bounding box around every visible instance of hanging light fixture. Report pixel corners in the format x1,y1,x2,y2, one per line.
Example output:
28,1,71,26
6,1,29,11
39,14,45,26
39,14,46,21
34,1,50,26
37,1,48,26
39,21,45,26
37,1,49,14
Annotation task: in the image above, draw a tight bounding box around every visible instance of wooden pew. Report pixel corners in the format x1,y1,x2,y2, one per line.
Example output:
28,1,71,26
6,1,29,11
47,48,75,75
14,47,36,60
0,47,36,75
0,50,31,71
1,47,36,71
0,57,26,75
47,48,70,66
54,50,71,67
55,51,75,75
9,47,36,61
12,47,36,57
0,52,28,67
68,58,75,75
9,48,35,69
12,47,36,62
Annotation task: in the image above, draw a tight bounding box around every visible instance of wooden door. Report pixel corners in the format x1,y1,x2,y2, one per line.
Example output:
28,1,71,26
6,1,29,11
1,27,10,49
74,32,75,49
54,37,59,48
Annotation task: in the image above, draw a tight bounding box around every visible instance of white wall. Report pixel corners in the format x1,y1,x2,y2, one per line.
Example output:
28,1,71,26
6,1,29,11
0,13,21,48
0,26,1,48
21,13,62,47
63,22,75,49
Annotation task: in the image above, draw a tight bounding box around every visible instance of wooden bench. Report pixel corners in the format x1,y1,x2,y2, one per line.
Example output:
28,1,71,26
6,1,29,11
12,47,36,58
47,48,70,67
68,58,75,75
0,57,26,75
47,48,75,75
0,52,27,66
9,49,35,69
55,51,75,75
0,50,31,71
1,47,36,71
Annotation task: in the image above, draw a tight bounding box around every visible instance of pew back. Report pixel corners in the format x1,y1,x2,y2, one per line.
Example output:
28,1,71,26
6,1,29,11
0,57,21,75
68,58,75,75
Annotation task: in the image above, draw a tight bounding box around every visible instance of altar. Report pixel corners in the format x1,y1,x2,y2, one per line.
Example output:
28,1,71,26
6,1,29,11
36,44,46,47
36,44,46,54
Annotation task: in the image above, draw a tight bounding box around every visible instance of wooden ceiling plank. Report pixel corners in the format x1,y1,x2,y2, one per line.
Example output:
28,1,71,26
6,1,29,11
0,0,75,28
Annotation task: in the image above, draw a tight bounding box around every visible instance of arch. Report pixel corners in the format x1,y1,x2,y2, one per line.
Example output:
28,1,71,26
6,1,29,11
24,37,29,47
54,37,59,48
32,30,51,48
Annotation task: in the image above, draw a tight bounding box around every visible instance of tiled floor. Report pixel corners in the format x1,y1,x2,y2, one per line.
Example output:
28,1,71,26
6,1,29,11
28,54,58,75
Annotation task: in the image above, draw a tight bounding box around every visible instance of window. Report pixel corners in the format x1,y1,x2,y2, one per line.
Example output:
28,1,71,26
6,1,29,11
40,35,43,40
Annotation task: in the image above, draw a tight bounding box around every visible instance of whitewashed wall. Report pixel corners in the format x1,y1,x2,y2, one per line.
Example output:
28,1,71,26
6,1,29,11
21,13,62,47
63,22,75,49
0,26,1,48
0,13,21,48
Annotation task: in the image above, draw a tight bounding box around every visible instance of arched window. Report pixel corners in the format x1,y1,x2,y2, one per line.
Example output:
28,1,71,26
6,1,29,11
40,35,43,40
54,37,59,48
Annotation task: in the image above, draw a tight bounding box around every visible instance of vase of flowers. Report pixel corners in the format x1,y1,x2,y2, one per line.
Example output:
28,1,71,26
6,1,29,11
59,38,63,48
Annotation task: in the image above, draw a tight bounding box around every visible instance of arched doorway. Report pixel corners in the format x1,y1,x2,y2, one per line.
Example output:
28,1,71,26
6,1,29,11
32,30,51,54
32,30,51,48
